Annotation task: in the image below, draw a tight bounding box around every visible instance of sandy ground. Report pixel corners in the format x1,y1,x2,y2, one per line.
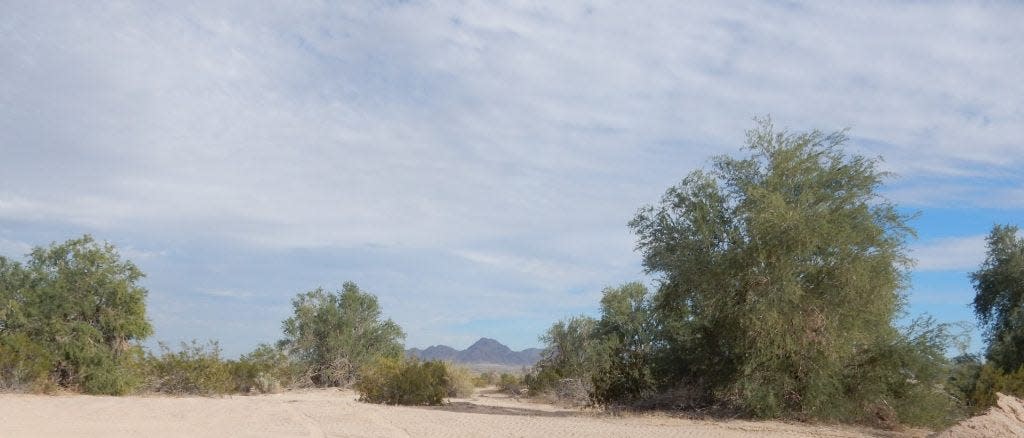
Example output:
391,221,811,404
0,388,923,438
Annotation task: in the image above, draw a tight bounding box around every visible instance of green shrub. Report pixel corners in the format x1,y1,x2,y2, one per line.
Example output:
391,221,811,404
473,371,498,388
445,363,475,398
356,358,448,405
279,282,405,387
0,236,153,394
0,333,56,392
968,363,1024,411
498,373,524,394
229,344,294,394
145,340,233,395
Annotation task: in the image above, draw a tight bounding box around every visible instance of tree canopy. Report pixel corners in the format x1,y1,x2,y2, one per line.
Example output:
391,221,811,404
972,224,1024,372
279,281,405,387
626,119,941,420
0,235,152,394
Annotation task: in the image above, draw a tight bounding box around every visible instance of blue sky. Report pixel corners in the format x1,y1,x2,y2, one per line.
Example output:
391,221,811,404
1,2,1021,356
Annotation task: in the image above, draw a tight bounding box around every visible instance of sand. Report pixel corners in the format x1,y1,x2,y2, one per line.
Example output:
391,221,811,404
0,388,922,438
933,393,1024,438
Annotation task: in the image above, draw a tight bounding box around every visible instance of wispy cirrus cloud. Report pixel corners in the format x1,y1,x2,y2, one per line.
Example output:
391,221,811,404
911,235,988,272
1,1,1021,354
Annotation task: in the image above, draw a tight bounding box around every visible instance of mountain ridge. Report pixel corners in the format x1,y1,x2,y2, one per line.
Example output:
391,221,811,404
406,337,541,366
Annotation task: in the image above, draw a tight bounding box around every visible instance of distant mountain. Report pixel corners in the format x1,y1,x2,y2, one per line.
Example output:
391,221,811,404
407,338,542,366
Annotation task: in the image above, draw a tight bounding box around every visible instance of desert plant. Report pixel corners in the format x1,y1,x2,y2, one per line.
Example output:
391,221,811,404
972,224,1024,373
967,363,1024,411
531,315,607,397
356,358,449,405
473,370,498,387
145,340,233,395
445,363,475,398
229,343,294,393
0,236,152,394
629,119,957,425
0,332,56,392
591,282,660,404
279,282,405,387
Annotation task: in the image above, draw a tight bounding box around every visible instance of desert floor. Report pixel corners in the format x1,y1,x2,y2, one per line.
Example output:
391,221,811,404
0,388,926,437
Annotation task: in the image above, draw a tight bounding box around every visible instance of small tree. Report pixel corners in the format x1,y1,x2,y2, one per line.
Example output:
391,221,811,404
629,119,947,423
592,282,660,404
531,315,608,400
279,281,404,387
972,224,1024,372
0,235,152,394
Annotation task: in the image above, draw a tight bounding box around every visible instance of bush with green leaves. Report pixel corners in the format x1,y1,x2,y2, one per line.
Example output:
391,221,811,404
0,332,56,392
445,363,475,398
356,358,448,405
591,282,661,404
279,282,405,387
968,363,1024,410
228,343,295,394
972,224,1024,373
144,340,233,395
606,119,960,427
473,370,498,387
530,315,607,397
0,235,152,394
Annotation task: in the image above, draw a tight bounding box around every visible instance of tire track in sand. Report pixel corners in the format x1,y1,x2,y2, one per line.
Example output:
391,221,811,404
283,401,326,438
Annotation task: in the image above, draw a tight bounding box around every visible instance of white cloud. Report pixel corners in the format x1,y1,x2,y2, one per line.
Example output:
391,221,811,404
198,289,254,300
0,237,31,258
1,1,1021,353
912,235,988,272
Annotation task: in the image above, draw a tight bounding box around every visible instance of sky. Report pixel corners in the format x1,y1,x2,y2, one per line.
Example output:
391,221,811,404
1,1,1022,357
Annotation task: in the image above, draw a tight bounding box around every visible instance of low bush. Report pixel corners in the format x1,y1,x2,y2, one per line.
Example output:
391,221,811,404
229,344,294,394
498,372,524,395
968,363,1024,411
0,333,56,393
356,358,449,405
445,363,474,398
473,370,498,387
144,340,233,395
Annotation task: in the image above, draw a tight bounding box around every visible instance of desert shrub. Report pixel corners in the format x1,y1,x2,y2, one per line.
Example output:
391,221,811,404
946,354,984,410
279,282,405,387
591,283,660,405
0,333,56,392
145,340,233,395
445,363,475,398
531,316,607,397
971,225,1024,374
498,373,525,395
968,363,1024,411
229,343,294,394
356,358,448,405
0,236,153,394
627,120,961,425
473,371,498,387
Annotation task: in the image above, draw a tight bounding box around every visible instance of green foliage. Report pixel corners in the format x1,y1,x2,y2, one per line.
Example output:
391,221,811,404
836,316,964,427
444,363,475,398
966,363,1024,411
145,340,233,395
497,372,524,394
0,332,56,392
626,119,955,426
0,235,152,394
356,358,448,405
946,354,984,411
530,315,607,396
592,282,660,404
229,343,294,394
279,282,405,387
971,224,1024,372
473,370,498,387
